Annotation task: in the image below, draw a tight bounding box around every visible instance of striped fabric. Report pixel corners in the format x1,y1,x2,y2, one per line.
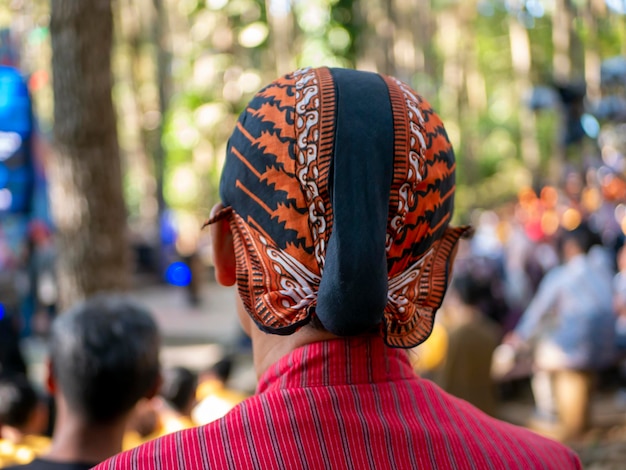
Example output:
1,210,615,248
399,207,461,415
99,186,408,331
97,338,581,469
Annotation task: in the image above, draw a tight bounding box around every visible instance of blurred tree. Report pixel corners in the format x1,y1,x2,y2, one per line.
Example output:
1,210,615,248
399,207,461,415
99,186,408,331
49,0,130,308
509,13,540,179
4,0,626,233
153,0,170,225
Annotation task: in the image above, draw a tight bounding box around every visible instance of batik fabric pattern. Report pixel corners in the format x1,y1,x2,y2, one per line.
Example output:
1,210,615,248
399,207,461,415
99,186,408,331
209,67,470,348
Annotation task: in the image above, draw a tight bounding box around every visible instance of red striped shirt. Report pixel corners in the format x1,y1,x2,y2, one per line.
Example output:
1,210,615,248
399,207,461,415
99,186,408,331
97,337,581,469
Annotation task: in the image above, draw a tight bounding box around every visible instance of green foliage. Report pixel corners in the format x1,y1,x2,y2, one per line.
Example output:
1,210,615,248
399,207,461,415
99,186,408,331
4,0,625,224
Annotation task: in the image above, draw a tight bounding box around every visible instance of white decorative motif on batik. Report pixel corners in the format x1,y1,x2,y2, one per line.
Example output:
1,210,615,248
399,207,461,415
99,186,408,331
259,234,321,311
387,78,429,253
294,68,328,271
386,247,432,315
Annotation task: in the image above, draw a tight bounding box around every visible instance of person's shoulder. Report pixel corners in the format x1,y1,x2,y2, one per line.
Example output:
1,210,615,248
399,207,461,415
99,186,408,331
542,263,568,283
98,425,208,467
420,381,581,468
504,424,581,468
467,406,581,467
94,405,251,470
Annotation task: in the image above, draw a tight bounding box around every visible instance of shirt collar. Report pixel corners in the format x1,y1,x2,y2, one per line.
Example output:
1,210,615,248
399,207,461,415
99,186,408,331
257,336,416,393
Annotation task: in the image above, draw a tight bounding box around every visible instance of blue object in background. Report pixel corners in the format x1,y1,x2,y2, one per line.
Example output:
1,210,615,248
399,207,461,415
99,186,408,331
0,303,5,321
160,210,178,247
0,65,31,135
165,261,192,287
0,65,34,215
0,162,8,188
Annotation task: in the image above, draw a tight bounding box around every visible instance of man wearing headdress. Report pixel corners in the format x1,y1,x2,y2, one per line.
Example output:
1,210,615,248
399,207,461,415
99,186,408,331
97,67,580,469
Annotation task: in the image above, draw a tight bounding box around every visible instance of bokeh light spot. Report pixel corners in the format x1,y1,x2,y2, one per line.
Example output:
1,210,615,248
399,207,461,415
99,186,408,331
562,208,582,231
581,113,600,139
606,0,626,15
165,262,192,287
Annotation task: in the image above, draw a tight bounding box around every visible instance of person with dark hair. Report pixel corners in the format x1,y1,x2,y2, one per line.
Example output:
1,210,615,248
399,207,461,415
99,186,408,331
435,269,501,416
506,223,617,439
140,367,196,438
0,375,49,466
159,367,197,417
205,357,233,385
98,67,580,469
5,294,161,470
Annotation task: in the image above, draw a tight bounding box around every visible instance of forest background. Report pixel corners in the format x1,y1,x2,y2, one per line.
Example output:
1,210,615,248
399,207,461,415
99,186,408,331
0,0,625,305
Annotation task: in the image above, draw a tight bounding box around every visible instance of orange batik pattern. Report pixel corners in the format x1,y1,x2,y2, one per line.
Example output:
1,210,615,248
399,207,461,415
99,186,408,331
209,67,469,347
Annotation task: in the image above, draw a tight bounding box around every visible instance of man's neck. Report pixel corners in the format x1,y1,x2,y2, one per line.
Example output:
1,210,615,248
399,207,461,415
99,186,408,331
250,325,338,379
45,410,127,465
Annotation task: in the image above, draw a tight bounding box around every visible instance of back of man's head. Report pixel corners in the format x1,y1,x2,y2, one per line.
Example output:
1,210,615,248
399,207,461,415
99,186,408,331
0,374,39,431
209,67,470,349
49,294,160,424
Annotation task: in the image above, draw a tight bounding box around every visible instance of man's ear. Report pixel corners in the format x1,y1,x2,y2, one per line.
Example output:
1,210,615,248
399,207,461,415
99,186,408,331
45,359,56,395
210,203,237,286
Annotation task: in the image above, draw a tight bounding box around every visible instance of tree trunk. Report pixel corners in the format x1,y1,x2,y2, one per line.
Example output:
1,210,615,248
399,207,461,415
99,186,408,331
152,0,168,227
390,0,418,83
417,0,437,83
265,0,294,77
457,0,480,185
116,0,158,224
509,16,540,179
583,0,603,102
550,0,574,178
552,0,573,83
356,0,395,74
49,0,130,309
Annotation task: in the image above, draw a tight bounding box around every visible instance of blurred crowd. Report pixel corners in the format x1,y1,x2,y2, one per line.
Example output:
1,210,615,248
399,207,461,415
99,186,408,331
414,166,626,441
4,168,626,466
0,295,247,468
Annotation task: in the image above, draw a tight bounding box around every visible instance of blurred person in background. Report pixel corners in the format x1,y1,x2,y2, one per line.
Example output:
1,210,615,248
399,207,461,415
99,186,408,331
4,294,161,470
0,228,28,381
25,221,58,336
506,223,617,439
0,374,49,467
612,244,626,402
500,202,536,330
99,67,580,469
0,311,27,378
124,399,159,447
125,362,244,442
125,367,198,446
435,268,501,416
192,357,247,425
614,245,626,346
159,367,197,421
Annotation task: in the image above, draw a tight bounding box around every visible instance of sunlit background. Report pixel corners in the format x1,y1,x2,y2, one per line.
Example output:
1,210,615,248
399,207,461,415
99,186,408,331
1,0,625,244
0,2,626,465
